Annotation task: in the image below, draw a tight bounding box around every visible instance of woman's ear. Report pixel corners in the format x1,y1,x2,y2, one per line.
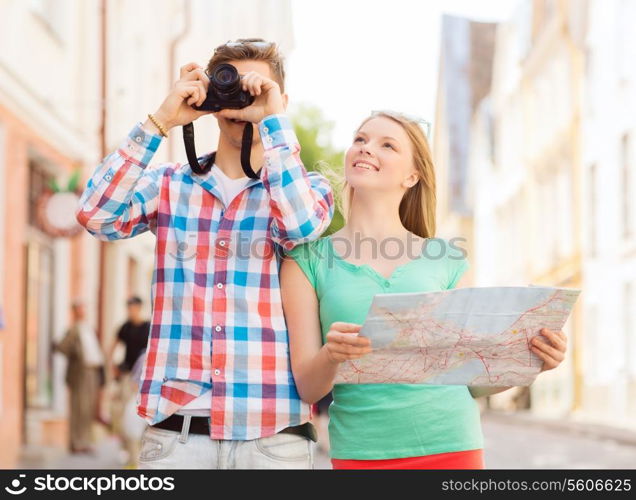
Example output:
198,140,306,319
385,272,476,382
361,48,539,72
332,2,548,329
282,93,289,111
403,171,419,189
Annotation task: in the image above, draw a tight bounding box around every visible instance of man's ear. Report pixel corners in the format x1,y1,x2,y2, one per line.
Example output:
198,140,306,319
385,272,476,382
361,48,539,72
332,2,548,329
282,93,289,111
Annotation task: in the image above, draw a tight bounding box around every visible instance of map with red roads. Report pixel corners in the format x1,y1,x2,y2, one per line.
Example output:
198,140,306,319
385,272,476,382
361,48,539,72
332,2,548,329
335,286,581,386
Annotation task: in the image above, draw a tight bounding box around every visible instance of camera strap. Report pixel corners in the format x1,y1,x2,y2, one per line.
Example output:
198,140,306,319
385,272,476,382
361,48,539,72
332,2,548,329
239,122,261,179
182,122,261,179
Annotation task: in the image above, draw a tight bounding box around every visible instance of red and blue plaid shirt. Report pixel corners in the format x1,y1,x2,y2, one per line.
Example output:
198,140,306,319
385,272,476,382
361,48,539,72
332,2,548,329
77,115,334,440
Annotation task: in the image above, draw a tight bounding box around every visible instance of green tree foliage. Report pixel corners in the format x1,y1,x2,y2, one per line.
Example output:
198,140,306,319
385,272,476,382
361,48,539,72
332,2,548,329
291,104,344,235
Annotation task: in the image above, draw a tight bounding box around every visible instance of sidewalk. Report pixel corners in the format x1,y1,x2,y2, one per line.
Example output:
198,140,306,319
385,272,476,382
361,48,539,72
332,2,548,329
17,413,635,469
18,422,126,469
18,436,125,470
17,424,331,469
483,410,636,447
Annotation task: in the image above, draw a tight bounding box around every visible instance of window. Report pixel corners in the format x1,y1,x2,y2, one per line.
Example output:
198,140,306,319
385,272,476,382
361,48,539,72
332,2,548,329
24,240,55,409
616,0,636,82
24,159,56,409
127,257,138,298
531,0,557,43
0,122,5,330
27,161,54,230
584,46,595,117
557,168,574,258
620,133,634,240
30,0,66,43
584,304,599,381
624,281,635,379
588,163,597,257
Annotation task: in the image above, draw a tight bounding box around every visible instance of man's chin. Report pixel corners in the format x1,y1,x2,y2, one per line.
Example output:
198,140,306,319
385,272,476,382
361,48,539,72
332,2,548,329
219,122,261,148
224,136,260,150
228,118,249,126
220,117,249,129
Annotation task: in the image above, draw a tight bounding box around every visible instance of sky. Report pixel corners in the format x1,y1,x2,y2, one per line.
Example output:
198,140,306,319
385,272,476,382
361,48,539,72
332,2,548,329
286,0,520,150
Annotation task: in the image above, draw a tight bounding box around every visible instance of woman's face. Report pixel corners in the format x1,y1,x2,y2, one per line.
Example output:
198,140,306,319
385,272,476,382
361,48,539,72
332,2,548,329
344,116,418,194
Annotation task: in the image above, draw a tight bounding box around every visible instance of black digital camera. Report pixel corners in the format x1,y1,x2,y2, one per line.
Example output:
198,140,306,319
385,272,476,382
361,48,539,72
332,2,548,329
192,63,254,112
184,62,260,178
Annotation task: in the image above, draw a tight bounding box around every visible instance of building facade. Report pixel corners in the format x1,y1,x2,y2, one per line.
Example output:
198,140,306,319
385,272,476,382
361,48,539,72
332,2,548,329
579,0,636,428
437,0,635,430
433,14,497,284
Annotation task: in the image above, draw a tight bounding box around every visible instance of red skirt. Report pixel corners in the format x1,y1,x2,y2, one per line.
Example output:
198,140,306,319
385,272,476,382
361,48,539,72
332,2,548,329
331,449,484,470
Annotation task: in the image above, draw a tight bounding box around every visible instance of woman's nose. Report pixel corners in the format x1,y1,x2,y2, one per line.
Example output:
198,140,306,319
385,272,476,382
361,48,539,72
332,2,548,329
360,144,373,155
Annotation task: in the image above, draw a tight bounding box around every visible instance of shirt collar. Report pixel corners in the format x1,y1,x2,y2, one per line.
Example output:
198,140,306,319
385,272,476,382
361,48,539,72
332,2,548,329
184,152,262,201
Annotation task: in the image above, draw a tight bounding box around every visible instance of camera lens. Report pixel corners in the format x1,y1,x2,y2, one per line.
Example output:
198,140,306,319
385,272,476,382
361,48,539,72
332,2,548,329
211,63,241,96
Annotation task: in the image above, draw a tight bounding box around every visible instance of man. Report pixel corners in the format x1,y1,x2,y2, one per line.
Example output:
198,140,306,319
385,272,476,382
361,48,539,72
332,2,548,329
108,296,150,466
76,39,334,469
55,300,105,454
109,296,150,380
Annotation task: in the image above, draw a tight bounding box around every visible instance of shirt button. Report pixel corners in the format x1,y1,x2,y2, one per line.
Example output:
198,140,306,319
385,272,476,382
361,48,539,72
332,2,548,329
219,240,226,247
135,136,142,143
263,127,269,133
216,283,223,289
105,175,112,181
215,325,222,332
214,369,221,376
266,137,273,143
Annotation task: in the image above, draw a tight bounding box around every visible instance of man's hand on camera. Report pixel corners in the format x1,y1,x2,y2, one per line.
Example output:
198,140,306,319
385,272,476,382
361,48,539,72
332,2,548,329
214,71,285,124
147,62,213,133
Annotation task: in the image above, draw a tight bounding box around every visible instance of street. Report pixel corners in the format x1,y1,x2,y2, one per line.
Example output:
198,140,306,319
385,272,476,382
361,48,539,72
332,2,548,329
481,415,636,469
18,413,636,470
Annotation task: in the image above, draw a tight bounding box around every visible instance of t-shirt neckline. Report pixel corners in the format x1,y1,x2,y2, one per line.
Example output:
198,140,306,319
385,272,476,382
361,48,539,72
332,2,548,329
325,235,428,283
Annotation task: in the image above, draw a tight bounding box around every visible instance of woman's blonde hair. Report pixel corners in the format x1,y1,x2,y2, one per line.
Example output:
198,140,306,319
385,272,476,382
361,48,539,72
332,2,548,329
336,111,437,239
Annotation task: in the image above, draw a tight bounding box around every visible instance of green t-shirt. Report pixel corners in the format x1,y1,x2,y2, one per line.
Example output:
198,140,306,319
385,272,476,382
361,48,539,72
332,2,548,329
287,235,484,460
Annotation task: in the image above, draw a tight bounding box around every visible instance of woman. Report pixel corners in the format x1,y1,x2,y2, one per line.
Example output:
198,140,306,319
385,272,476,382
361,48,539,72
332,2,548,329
280,110,567,469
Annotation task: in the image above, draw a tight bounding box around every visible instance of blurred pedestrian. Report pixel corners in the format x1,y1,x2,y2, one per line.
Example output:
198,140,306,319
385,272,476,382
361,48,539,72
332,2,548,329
108,296,150,467
55,300,105,454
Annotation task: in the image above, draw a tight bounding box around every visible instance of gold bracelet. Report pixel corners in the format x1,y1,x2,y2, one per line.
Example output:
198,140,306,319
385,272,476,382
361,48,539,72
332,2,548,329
147,113,168,137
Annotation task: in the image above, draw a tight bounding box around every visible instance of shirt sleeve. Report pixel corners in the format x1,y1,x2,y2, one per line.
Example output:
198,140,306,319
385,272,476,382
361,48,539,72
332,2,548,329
75,122,170,241
446,243,470,289
285,241,318,290
257,114,335,249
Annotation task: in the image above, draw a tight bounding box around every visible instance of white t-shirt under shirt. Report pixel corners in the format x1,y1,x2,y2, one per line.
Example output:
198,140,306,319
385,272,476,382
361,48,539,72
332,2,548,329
211,164,252,208
178,164,251,416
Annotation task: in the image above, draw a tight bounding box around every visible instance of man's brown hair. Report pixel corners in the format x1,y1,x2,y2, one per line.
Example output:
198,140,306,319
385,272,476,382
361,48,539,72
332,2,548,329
206,38,286,92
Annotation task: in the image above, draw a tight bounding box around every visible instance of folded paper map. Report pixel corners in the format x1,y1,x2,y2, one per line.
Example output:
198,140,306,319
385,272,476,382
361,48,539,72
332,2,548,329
334,286,581,386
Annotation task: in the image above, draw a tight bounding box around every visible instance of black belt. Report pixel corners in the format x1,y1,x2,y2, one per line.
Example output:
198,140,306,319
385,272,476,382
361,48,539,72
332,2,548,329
152,414,317,442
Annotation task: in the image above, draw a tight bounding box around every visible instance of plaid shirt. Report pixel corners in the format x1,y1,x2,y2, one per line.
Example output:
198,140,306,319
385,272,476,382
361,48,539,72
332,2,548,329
77,115,334,440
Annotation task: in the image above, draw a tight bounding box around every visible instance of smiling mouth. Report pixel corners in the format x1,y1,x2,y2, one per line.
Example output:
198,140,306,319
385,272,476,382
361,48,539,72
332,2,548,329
353,161,379,171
